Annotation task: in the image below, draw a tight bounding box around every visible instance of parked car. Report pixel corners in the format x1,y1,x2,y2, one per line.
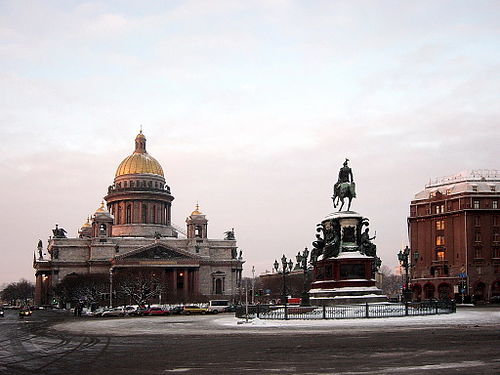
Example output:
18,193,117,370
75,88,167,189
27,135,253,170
181,305,208,315
143,306,167,316
19,307,32,318
125,306,142,316
101,307,125,317
224,304,237,313
169,306,184,315
90,307,107,317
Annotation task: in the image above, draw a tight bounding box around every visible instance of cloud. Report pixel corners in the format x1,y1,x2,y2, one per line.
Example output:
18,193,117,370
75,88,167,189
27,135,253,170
0,1,498,284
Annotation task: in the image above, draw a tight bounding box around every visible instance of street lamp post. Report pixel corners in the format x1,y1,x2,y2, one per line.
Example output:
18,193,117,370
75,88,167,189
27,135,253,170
398,246,411,302
300,247,310,306
251,266,255,305
273,255,293,320
109,267,114,308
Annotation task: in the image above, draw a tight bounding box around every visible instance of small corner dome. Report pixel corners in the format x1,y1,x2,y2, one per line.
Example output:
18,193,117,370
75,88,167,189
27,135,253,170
94,201,113,219
115,131,164,178
191,203,203,216
81,217,91,228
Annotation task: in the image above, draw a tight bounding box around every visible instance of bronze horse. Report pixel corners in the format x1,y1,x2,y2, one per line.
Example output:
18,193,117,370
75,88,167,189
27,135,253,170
332,182,356,211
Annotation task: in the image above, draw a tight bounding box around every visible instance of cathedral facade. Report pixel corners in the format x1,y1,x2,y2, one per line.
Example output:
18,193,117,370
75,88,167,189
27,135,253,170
33,132,243,306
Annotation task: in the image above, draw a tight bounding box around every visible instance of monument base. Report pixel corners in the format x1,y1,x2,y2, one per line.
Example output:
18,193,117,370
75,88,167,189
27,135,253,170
309,251,386,305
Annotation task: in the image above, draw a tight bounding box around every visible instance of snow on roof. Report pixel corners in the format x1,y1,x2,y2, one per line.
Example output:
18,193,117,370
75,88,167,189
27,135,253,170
414,169,500,200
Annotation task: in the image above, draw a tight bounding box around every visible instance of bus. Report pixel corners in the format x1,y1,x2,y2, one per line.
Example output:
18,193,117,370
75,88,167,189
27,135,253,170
207,300,230,313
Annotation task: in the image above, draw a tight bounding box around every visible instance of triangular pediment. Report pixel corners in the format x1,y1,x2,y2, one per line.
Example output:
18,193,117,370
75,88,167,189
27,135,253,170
115,243,198,262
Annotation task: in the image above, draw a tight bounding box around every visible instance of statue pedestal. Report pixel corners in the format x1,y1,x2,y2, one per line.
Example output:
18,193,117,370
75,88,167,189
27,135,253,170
308,211,386,305
309,252,386,305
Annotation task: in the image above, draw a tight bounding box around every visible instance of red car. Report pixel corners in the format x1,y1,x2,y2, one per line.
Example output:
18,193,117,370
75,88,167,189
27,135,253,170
143,307,167,316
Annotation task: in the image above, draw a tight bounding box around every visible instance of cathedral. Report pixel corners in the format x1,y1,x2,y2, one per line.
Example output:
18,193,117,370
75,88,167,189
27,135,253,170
33,131,243,306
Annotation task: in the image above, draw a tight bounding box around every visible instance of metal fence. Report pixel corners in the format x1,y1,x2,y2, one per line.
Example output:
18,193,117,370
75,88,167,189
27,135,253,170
236,301,456,320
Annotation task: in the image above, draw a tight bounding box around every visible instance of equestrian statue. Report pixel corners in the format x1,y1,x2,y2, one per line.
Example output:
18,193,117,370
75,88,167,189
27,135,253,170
332,158,356,211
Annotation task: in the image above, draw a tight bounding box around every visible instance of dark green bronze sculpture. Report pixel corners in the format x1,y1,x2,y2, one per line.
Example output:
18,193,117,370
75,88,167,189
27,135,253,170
332,158,356,211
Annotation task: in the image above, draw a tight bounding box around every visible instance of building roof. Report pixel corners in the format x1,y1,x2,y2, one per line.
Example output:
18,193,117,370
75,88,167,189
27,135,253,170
414,170,500,200
115,131,164,178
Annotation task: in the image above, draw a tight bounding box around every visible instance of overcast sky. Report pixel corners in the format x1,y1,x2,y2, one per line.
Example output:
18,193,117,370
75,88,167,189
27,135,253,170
1,0,499,286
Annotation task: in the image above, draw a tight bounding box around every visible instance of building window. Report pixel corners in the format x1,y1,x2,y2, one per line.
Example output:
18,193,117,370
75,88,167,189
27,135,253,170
493,201,498,209
212,276,225,294
493,248,500,258
473,200,480,209
436,250,445,261
493,232,499,243
436,220,445,230
474,232,481,242
474,247,482,259
474,216,480,227
472,185,478,192
195,225,202,238
434,204,445,214
126,205,132,224
436,235,445,246
494,216,499,226
142,204,148,223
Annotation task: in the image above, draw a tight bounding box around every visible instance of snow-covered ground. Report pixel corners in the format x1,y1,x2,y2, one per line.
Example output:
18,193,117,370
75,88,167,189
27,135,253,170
53,307,500,336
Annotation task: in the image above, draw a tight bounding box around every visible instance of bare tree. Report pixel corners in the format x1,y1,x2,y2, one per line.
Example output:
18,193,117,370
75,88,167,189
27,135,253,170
115,270,167,306
379,265,402,299
53,273,108,307
1,279,35,306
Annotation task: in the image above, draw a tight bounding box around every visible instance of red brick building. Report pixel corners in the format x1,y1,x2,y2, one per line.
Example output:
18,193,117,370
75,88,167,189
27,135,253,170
408,170,500,302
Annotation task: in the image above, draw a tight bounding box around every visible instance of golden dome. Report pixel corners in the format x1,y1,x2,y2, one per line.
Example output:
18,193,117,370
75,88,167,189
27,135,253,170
191,203,202,216
95,201,106,213
115,131,164,178
81,217,91,228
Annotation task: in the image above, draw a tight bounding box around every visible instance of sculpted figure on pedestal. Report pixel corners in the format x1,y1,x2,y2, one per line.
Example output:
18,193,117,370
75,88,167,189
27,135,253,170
332,159,356,211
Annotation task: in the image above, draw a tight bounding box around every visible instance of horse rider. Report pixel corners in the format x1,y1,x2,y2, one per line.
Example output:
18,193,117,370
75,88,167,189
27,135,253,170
334,159,354,194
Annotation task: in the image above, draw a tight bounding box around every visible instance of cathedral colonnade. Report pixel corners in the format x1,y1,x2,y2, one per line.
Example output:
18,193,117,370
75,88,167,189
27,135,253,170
111,266,200,303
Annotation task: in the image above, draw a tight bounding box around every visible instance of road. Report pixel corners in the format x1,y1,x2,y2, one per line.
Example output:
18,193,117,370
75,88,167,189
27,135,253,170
0,307,499,375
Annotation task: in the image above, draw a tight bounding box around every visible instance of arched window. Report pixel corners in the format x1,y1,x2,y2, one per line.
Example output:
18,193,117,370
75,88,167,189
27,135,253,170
152,205,156,223
126,205,132,224
117,206,122,224
438,283,452,300
124,181,128,187
195,226,202,238
142,204,148,223
99,224,107,236
423,283,435,300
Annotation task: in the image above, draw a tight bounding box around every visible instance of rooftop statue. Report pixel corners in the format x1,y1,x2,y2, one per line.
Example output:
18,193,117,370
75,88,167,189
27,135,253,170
52,224,67,238
332,158,356,211
224,228,235,240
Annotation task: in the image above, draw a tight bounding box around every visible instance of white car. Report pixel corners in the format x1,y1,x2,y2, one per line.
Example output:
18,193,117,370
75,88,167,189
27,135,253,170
101,307,125,317
124,305,141,316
